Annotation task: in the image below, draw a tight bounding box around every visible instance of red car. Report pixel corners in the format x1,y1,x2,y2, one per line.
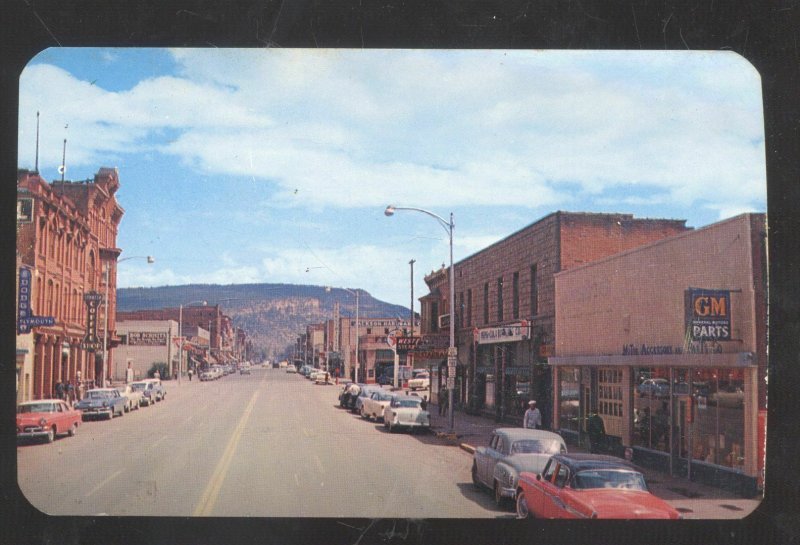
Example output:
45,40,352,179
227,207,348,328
515,453,681,519
16,399,82,443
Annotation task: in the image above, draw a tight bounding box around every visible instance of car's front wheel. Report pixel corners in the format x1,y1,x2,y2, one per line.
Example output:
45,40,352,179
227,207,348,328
68,423,77,437
516,490,532,519
46,427,55,443
472,462,481,489
494,481,506,507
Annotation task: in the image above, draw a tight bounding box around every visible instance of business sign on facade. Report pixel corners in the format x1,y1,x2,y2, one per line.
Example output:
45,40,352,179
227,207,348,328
127,331,168,346
82,291,103,351
395,336,420,354
476,322,531,344
685,289,731,340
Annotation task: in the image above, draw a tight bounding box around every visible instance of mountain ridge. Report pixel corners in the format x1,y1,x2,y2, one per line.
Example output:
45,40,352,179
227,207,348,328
117,283,414,360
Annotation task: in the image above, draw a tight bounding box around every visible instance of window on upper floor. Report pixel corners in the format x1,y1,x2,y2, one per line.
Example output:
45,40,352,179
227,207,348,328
497,277,504,322
530,264,538,317
483,283,489,324
512,271,520,320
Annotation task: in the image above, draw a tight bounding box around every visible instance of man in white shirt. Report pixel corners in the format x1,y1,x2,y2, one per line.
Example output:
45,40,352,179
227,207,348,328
524,400,542,429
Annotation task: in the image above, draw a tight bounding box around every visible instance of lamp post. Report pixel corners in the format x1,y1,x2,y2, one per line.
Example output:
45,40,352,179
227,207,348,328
179,300,207,384
385,205,456,432
102,255,154,387
326,286,360,383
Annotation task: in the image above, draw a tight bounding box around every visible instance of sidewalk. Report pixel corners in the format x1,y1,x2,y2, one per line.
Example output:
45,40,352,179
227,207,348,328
426,402,762,519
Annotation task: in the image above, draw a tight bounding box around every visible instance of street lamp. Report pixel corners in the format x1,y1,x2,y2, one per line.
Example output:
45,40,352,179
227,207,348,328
179,300,207,384
102,255,155,386
385,205,456,432
326,286,360,383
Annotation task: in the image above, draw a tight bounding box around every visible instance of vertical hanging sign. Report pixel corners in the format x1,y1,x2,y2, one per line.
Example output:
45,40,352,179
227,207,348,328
82,291,103,351
17,268,55,334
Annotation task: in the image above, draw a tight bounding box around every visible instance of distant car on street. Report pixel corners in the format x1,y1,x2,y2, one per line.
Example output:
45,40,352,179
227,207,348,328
74,388,127,420
382,395,430,433
472,428,567,506
407,371,430,391
352,385,382,414
514,453,681,519
240,365,251,375
130,380,159,404
116,385,143,412
285,366,297,374
17,399,81,443
361,390,395,421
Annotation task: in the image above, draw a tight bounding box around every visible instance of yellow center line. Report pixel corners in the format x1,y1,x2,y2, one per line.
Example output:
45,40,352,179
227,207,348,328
85,469,123,498
192,390,259,516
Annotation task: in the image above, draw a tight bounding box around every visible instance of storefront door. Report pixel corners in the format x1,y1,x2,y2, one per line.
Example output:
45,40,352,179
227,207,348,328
670,368,691,478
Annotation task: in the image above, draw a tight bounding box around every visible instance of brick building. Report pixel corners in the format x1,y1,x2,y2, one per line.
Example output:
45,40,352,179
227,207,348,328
116,305,242,366
420,211,690,426
16,168,124,399
551,213,767,495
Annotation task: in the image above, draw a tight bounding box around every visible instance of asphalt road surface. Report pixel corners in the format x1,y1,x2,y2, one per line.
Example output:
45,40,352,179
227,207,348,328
17,367,504,518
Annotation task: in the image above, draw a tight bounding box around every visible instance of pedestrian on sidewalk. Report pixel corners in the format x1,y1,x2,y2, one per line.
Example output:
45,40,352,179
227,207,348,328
55,380,64,400
588,410,606,453
523,400,542,429
439,385,449,416
188,368,194,381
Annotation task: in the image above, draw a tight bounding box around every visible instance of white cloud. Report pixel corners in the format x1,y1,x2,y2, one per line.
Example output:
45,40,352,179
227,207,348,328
19,49,766,221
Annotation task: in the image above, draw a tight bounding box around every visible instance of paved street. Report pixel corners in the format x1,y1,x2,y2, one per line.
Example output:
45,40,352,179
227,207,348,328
17,367,503,518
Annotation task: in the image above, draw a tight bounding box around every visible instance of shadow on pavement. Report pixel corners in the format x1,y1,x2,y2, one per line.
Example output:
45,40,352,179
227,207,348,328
454,482,515,515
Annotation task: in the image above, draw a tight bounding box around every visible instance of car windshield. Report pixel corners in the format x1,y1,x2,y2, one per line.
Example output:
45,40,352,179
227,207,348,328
572,469,647,491
131,383,147,391
510,439,564,455
394,399,421,408
17,403,56,413
87,390,112,399
375,392,393,401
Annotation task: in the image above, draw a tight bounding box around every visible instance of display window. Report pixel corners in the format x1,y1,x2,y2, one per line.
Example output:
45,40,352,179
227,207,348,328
558,367,581,433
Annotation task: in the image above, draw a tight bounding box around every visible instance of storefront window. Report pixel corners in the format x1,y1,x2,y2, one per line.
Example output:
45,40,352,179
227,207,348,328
633,367,670,453
597,368,623,437
558,367,580,432
690,368,745,469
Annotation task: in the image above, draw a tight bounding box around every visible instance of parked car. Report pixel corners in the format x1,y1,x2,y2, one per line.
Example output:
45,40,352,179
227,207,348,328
515,453,681,519
407,371,430,391
361,390,395,421
352,385,382,414
382,395,430,433
337,381,355,406
130,380,159,405
240,365,251,375
472,428,567,506
144,378,166,400
17,399,81,443
285,366,297,374
315,371,332,384
74,388,127,419
116,385,143,411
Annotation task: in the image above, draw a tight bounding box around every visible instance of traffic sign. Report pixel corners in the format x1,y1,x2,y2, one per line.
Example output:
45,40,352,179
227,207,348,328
447,346,457,357
446,377,455,389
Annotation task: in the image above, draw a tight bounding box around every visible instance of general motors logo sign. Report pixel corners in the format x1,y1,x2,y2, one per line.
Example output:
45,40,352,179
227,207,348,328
686,289,731,340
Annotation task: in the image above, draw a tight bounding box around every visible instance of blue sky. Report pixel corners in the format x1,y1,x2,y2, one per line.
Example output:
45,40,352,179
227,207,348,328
18,48,767,307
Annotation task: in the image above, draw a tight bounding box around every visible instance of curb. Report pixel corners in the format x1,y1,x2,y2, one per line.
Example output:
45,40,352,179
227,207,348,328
460,443,476,454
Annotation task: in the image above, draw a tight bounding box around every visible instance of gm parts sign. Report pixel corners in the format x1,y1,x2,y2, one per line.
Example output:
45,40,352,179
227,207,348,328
685,289,731,340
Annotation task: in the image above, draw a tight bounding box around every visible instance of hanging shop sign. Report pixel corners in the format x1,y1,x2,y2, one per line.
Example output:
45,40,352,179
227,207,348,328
685,288,732,341
476,321,531,344
17,268,56,334
81,291,103,351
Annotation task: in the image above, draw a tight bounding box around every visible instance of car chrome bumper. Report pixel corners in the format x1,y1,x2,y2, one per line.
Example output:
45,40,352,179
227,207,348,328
17,429,49,438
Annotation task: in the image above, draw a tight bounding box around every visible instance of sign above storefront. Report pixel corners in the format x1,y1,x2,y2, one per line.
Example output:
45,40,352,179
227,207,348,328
476,322,531,344
685,288,732,341
127,331,168,346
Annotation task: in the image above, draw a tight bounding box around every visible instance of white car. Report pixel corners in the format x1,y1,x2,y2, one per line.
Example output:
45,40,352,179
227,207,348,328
361,390,395,421
285,366,297,374
115,385,143,411
314,371,332,384
383,395,430,433
407,371,430,391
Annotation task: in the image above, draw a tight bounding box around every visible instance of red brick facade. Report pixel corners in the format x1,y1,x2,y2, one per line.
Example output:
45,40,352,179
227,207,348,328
421,211,690,423
16,168,124,398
